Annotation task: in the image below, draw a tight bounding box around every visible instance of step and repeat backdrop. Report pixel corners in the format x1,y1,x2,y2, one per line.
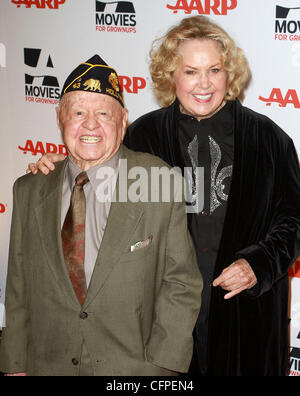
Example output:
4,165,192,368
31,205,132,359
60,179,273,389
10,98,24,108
0,0,300,375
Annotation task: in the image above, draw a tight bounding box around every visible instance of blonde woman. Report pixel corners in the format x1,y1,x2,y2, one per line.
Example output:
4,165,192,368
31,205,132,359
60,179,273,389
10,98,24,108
126,16,300,377
29,16,300,376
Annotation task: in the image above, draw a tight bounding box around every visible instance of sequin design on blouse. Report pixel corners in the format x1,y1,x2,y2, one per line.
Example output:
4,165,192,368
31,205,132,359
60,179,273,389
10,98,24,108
186,134,232,215
209,136,232,214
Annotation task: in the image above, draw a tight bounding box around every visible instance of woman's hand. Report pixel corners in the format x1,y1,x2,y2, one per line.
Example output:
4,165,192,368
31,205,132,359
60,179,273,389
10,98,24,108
212,259,257,299
26,153,65,175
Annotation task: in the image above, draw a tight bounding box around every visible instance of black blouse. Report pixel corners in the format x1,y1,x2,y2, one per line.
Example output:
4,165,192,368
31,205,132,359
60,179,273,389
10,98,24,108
177,101,234,375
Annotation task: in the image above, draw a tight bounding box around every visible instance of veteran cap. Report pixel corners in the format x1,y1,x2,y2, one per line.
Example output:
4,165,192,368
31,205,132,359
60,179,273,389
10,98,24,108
61,54,124,107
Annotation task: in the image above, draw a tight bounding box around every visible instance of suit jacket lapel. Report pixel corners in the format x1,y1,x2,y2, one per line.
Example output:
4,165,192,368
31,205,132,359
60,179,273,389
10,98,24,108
34,159,80,305
84,146,144,307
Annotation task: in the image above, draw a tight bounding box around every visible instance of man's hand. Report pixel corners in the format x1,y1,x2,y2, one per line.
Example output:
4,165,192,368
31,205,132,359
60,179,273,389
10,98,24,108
26,153,65,175
212,259,257,300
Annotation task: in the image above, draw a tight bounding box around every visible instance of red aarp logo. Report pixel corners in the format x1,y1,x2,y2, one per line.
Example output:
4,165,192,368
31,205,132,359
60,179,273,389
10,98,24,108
167,0,237,15
18,139,68,157
119,76,147,94
259,88,300,109
11,0,66,9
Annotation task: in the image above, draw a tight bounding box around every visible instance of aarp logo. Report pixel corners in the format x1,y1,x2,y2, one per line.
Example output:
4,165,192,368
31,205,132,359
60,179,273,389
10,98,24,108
18,139,68,156
11,0,66,9
259,88,300,109
119,76,146,94
167,0,237,15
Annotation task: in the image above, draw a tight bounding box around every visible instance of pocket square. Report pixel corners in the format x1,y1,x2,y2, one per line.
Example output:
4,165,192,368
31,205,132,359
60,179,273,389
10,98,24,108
131,235,153,252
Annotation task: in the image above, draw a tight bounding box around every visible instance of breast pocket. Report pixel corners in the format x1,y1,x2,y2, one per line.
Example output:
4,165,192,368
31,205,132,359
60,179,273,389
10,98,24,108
122,237,154,262
112,237,154,312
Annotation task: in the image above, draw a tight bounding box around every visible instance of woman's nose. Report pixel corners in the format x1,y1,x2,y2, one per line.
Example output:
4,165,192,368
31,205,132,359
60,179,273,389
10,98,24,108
197,72,211,90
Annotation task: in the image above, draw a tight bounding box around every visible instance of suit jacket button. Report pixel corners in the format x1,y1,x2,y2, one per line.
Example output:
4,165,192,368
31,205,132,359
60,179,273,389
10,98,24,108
80,312,88,320
72,358,79,366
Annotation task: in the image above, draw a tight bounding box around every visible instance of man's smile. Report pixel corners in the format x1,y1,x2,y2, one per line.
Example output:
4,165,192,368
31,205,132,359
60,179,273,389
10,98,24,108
79,136,103,143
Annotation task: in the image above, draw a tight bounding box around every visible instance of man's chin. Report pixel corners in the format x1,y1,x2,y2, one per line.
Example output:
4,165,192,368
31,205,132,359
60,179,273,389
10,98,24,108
69,154,107,170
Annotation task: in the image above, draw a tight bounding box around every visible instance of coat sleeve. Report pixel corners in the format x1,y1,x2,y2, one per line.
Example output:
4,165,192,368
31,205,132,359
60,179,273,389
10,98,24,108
125,116,162,157
145,176,203,373
0,179,29,374
236,138,300,297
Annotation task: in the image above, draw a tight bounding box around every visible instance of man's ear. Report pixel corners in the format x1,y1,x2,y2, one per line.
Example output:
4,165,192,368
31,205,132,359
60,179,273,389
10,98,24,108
121,108,129,141
56,106,62,131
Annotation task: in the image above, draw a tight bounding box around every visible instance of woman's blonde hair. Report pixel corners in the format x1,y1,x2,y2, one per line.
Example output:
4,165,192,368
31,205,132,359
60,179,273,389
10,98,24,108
149,16,251,108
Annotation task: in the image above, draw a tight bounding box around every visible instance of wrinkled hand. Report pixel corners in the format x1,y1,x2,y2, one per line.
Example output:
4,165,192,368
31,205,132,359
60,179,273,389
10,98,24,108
212,259,257,300
26,153,65,175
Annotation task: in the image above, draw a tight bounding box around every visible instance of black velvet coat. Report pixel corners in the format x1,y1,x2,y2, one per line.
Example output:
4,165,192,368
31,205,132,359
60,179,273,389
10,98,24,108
124,99,300,376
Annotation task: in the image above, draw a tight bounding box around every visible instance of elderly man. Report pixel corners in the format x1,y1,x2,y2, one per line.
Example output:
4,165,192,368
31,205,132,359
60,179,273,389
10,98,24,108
0,55,202,376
